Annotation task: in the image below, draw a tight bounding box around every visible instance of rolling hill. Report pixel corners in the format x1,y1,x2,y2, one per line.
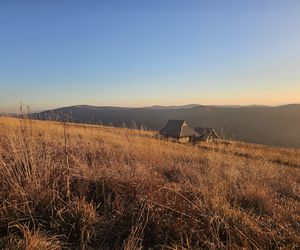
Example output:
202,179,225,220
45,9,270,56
0,117,299,249
33,104,300,148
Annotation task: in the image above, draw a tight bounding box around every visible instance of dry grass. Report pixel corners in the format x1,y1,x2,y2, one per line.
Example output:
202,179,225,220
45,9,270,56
199,140,300,168
0,117,299,249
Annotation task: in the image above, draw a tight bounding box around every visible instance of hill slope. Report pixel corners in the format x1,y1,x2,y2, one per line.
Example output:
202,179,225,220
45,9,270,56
0,117,299,249
34,104,300,148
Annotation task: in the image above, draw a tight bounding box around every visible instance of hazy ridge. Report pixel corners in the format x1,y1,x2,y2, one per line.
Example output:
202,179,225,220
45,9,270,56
33,104,300,148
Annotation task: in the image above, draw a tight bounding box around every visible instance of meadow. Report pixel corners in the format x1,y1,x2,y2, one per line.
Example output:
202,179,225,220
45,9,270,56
0,117,299,249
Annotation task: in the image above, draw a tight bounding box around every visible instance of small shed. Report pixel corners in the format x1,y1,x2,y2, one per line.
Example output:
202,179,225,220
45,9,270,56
159,120,197,143
194,127,219,142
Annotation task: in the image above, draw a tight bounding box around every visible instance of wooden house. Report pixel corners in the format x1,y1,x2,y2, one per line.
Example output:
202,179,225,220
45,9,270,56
194,127,219,142
159,120,197,143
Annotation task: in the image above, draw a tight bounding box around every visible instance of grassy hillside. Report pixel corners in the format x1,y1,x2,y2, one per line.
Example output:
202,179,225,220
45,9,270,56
0,117,299,249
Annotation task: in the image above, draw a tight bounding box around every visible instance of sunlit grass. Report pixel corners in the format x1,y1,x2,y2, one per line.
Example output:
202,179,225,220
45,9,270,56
0,117,299,249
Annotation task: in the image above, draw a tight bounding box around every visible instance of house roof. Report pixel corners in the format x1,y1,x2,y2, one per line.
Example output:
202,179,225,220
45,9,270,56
159,120,197,138
194,127,219,139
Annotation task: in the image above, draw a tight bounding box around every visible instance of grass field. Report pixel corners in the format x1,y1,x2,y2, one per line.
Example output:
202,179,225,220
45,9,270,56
0,117,299,249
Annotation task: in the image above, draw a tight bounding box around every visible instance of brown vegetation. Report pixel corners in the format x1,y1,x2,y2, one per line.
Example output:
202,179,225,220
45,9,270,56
0,117,299,249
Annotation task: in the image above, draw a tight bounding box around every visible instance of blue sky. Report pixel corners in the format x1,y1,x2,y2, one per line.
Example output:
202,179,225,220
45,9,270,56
1,0,300,111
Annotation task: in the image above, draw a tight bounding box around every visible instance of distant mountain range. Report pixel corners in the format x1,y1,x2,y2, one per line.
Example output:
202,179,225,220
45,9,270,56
32,104,300,148
146,104,200,109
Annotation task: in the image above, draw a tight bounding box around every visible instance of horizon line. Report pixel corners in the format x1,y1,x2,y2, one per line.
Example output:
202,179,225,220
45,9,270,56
1,102,300,114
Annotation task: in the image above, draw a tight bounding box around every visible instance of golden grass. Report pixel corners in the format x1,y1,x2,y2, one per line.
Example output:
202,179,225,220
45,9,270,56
0,117,299,249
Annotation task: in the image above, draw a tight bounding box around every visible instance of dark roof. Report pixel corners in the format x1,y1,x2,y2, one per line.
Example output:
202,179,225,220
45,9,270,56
194,127,219,140
159,120,197,138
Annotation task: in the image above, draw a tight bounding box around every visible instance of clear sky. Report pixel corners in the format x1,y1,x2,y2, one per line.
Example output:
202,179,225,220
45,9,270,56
1,0,300,112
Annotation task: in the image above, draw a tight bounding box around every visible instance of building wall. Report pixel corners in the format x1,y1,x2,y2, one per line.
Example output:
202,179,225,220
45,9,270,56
161,135,191,143
179,137,190,143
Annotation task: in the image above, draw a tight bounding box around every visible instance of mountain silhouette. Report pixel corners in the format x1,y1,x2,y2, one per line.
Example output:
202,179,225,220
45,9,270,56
33,104,300,148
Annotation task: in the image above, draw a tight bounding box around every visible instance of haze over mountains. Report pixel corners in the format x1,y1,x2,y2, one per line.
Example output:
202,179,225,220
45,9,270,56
33,104,300,148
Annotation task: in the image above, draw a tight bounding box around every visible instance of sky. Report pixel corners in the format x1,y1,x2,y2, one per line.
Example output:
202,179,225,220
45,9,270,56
0,0,300,112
